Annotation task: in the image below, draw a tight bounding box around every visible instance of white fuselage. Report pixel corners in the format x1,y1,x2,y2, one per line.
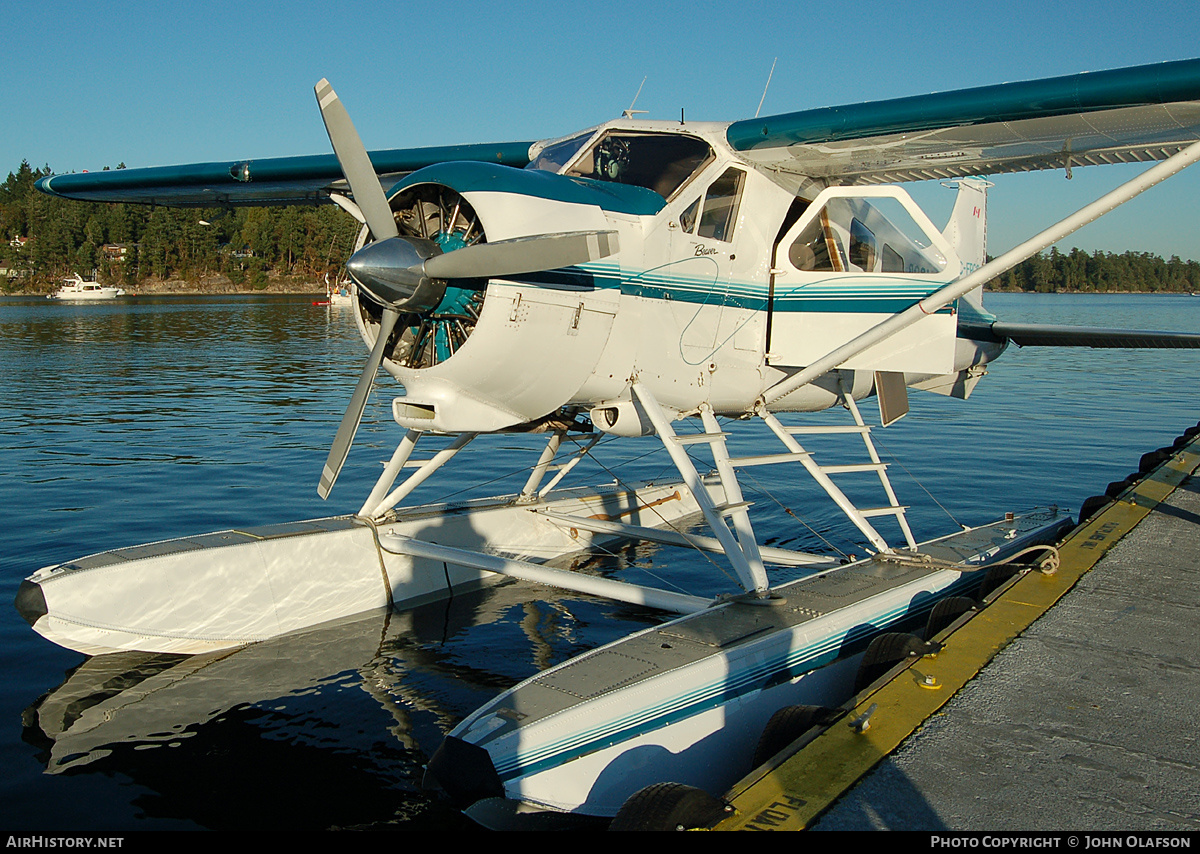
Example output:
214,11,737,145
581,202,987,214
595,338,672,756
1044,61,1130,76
351,120,1002,436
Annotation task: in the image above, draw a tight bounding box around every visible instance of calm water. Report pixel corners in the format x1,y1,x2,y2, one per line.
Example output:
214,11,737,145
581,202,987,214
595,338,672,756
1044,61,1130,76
1,292,1198,831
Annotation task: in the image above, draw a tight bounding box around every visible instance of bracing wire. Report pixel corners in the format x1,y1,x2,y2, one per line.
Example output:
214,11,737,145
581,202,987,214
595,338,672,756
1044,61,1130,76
867,432,967,530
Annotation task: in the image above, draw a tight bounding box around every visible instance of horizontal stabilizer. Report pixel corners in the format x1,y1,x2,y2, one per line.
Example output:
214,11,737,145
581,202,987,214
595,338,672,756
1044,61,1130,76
984,321,1200,348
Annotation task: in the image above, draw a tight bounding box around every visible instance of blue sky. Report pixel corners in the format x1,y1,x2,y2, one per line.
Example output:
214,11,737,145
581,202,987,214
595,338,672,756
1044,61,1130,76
7,0,1200,260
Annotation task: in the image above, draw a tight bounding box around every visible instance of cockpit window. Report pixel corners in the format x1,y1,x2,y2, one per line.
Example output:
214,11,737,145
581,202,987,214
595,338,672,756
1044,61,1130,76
527,131,595,173
679,197,700,233
566,132,712,201
697,168,745,242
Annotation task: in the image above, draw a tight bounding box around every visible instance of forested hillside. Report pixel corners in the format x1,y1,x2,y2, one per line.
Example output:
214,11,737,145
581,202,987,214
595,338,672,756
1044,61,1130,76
1,160,360,291
989,246,1200,293
3,159,1198,293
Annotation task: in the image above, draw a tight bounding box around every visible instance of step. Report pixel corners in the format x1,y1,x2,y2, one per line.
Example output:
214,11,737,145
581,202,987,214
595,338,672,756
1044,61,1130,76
819,463,888,475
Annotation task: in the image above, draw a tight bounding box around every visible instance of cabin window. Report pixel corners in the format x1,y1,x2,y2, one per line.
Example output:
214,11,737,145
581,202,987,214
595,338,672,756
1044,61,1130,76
697,168,745,242
784,194,947,276
566,132,712,200
788,209,845,272
849,219,876,271
881,244,904,273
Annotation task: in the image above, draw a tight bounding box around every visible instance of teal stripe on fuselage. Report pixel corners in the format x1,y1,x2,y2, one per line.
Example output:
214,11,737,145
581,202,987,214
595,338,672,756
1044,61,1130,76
515,264,956,314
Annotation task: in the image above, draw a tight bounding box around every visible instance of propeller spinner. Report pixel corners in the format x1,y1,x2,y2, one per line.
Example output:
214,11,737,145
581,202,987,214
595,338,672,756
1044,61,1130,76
314,80,619,498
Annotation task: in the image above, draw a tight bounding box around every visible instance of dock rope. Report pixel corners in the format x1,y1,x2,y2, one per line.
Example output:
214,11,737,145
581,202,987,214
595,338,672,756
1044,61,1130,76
876,543,1060,574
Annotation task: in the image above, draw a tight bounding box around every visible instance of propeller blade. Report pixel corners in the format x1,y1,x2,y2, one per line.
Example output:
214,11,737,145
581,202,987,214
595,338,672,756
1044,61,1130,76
315,79,399,242
318,307,400,499
421,230,619,280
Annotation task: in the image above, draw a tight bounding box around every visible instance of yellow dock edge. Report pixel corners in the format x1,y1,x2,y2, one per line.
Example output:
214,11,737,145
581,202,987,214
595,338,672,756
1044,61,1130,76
711,435,1200,832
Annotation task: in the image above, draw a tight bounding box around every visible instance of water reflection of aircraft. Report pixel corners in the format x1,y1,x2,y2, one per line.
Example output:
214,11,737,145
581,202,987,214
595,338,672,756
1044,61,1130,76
23,576,651,828
21,58,1200,822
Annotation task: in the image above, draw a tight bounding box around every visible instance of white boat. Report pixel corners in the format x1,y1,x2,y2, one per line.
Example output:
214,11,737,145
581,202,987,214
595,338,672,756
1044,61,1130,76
49,274,126,300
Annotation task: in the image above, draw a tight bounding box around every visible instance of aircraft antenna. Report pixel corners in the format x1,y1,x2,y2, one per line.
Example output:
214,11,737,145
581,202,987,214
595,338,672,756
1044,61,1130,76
755,57,778,119
623,77,648,118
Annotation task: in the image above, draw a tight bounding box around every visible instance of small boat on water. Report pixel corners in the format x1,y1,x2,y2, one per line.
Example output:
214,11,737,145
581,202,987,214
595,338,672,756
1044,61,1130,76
321,272,353,305
49,274,126,300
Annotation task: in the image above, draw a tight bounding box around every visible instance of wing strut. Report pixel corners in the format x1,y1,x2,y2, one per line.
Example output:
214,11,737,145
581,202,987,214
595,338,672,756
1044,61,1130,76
632,384,771,594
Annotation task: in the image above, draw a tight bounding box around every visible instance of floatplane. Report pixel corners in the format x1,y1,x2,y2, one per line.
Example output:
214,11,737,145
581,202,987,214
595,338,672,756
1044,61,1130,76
20,58,1200,825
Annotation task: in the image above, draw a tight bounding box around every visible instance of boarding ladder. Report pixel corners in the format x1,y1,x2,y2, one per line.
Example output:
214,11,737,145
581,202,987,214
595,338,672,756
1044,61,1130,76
755,387,917,554
634,382,916,596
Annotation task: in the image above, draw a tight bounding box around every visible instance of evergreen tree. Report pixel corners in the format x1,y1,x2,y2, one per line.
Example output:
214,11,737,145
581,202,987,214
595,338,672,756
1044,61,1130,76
4,159,1195,294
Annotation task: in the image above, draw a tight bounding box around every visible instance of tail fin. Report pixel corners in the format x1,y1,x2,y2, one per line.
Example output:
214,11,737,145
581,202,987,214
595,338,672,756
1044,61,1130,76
941,177,991,319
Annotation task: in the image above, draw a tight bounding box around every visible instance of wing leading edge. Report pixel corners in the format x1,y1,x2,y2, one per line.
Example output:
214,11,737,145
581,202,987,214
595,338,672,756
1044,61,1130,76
35,141,535,207
730,58,1200,184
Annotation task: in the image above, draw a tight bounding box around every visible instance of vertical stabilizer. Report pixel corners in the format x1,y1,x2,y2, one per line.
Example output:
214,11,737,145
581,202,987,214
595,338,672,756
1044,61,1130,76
942,177,992,319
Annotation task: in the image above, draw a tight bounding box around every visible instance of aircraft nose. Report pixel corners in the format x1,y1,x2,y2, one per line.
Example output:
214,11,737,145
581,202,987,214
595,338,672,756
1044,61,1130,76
15,580,48,627
346,236,446,313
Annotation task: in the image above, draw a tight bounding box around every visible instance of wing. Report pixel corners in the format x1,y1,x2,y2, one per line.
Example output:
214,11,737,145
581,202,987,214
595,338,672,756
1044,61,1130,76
35,141,535,207
728,58,1200,184
35,59,1200,204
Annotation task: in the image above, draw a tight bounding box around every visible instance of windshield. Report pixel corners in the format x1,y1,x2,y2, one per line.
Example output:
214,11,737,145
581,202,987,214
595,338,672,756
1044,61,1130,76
526,132,595,173
565,131,712,201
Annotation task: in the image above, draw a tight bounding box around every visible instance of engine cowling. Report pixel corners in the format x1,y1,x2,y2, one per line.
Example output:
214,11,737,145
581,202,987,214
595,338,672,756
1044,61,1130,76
350,168,629,433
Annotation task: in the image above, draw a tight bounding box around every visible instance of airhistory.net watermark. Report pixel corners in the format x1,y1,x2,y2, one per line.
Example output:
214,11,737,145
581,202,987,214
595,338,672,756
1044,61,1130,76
6,839,123,849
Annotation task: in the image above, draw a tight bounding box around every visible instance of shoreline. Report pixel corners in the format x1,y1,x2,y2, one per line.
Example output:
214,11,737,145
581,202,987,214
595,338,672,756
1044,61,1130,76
6,281,1196,298
4,273,327,297
983,288,1200,295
